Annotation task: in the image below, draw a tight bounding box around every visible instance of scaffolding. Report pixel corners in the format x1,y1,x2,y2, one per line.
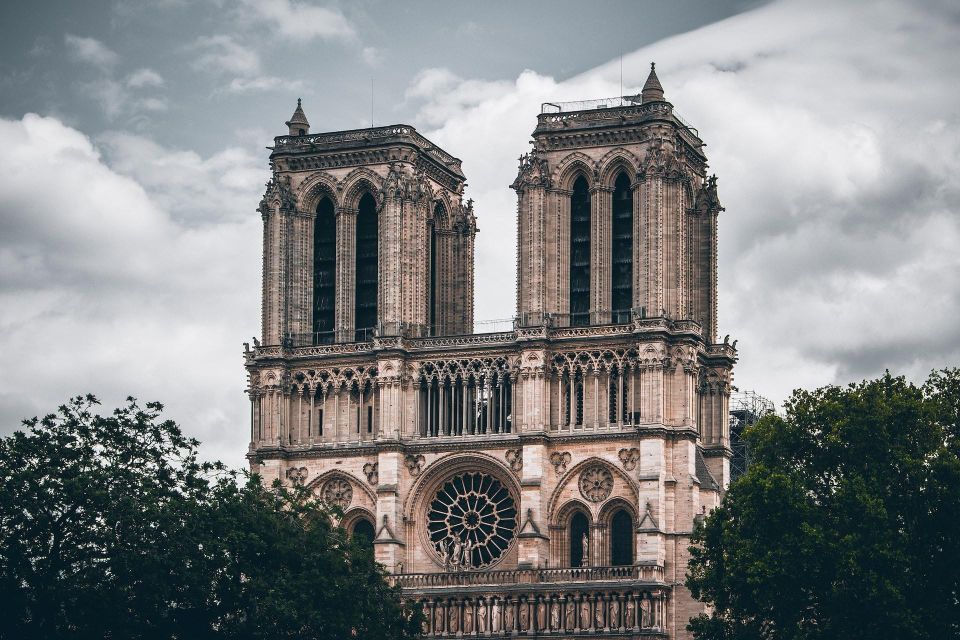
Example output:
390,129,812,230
729,391,775,483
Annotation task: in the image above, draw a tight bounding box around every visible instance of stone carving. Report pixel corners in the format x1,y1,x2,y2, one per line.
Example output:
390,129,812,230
285,466,308,484
463,601,473,634
626,598,636,629
582,532,589,567
362,462,378,485
476,598,487,633
565,599,575,630
505,448,523,473
518,599,529,630
404,453,426,476
549,451,572,475
610,598,620,629
490,599,500,632
618,447,641,471
579,600,590,630
579,464,614,502
320,477,352,509
550,600,561,630
536,599,546,630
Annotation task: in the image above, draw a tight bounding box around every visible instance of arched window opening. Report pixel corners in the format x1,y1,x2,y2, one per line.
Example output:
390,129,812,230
611,509,634,566
570,175,591,327
570,511,590,567
352,518,375,547
611,171,633,323
355,192,378,341
429,203,444,336
313,196,336,344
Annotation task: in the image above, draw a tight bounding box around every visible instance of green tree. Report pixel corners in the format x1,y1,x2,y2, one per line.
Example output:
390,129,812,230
0,395,421,640
686,370,960,640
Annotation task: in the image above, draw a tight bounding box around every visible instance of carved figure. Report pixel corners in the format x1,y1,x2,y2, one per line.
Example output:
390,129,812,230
550,601,561,630
579,600,590,630
463,602,473,634
626,598,636,628
421,604,431,634
518,600,529,630
491,599,501,632
504,602,515,631
536,599,546,630
461,536,473,569
610,599,620,629
640,596,650,627
582,532,590,566
448,604,459,634
476,599,487,633
595,599,605,628
565,600,575,630
434,606,444,633
450,537,462,570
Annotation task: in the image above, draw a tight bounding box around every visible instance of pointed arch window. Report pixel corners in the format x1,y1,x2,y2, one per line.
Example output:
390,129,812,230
352,518,375,547
570,175,591,327
313,196,335,344
570,511,589,567
610,509,634,566
611,171,633,323
355,192,378,341
429,202,444,336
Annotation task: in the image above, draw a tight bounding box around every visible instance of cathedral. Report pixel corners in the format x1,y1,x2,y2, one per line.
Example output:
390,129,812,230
244,64,735,639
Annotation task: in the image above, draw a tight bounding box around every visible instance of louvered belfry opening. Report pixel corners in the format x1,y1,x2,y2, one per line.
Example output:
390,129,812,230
355,192,378,341
429,203,442,335
569,175,591,326
611,171,633,323
312,196,336,344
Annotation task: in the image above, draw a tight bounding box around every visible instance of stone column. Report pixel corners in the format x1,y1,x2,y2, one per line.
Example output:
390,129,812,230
335,206,356,342
591,185,612,324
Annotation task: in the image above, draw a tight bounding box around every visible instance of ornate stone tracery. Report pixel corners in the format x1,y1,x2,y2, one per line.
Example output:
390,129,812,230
578,465,614,502
321,477,353,509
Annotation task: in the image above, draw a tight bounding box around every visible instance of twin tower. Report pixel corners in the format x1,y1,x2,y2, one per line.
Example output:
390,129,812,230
246,64,734,640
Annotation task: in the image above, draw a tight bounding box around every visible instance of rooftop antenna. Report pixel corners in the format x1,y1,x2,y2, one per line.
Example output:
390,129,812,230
620,51,623,100
370,76,374,128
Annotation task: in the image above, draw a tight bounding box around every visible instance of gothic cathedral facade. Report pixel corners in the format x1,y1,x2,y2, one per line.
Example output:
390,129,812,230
245,66,735,639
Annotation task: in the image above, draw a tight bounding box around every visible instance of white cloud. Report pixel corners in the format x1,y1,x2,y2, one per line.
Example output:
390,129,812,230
126,68,165,88
361,46,381,67
64,34,119,69
0,114,266,464
237,0,355,42
190,34,262,77
411,0,960,406
227,75,304,93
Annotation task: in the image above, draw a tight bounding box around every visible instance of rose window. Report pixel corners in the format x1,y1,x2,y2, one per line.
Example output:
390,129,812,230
579,465,614,502
427,472,517,568
321,478,353,509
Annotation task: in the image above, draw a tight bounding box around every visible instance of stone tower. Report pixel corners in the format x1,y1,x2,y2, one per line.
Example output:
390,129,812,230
245,65,735,639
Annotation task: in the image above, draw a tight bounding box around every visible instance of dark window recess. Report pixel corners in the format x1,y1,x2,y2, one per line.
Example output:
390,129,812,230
352,519,375,546
611,509,634,566
611,172,633,316
570,511,589,567
570,176,591,326
355,193,378,341
429,205,441,335
313,197,336,342
367,405,373,433
318,409,324,436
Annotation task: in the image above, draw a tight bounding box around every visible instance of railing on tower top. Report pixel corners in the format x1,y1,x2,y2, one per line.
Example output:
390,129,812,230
539,95,698,138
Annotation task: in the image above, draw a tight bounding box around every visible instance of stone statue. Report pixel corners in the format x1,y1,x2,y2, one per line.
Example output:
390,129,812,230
434,607,444,633
625,598,636,628
477,599,487,633
595,599,604,628
582,532,590,567
640,596,650,628
550,601,561,630
610,599,620,629
518,600,529,630
462,536,473,568
536,599,546,630
463,602,474,634
504,602,515,631
421,604,431,634
579,600,590,630
450,537,463,571
491,599,501,632
437,540,449,571
565,600,575,630
448,605,459,634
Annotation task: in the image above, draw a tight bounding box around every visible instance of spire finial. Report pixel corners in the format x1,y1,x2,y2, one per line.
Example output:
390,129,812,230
285,98,310,135
642,61,665,103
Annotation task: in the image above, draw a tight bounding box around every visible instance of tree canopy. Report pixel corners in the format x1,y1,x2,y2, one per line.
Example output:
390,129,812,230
687,370,960,640
0,395,421,640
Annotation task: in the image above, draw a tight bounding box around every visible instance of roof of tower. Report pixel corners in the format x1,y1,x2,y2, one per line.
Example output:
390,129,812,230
285,98,310,128
641,62,665,103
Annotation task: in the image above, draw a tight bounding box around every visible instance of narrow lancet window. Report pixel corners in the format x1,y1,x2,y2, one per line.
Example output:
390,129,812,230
313,196,336,344
355,192,378,341
611,171,633,322
570,175,591,326
570,511,589,567
611,509,634,566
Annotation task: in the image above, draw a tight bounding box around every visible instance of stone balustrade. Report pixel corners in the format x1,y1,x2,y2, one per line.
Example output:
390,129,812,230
391,564,663,589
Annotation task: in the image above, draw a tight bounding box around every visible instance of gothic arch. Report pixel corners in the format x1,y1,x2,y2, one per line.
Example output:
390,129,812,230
546,456,638,521
552,152,597,190
597,148,640,186
341,505,376,531
306,469,378,513
597,496,639,525
430,196,452,230
552,497,593,527
297,170,341,212
341,167,383,210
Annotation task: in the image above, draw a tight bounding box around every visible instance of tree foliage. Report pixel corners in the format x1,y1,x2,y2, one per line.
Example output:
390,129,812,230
0,395,421,640
687,370,960,640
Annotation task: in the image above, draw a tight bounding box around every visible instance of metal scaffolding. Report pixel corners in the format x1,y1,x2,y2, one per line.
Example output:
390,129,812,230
729,391,775,483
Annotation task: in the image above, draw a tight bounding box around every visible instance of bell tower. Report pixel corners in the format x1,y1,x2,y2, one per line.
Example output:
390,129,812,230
258,101,477,346
512,64,721,340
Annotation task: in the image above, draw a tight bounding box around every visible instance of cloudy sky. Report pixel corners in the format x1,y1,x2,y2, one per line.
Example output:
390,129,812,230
1,0,958,465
